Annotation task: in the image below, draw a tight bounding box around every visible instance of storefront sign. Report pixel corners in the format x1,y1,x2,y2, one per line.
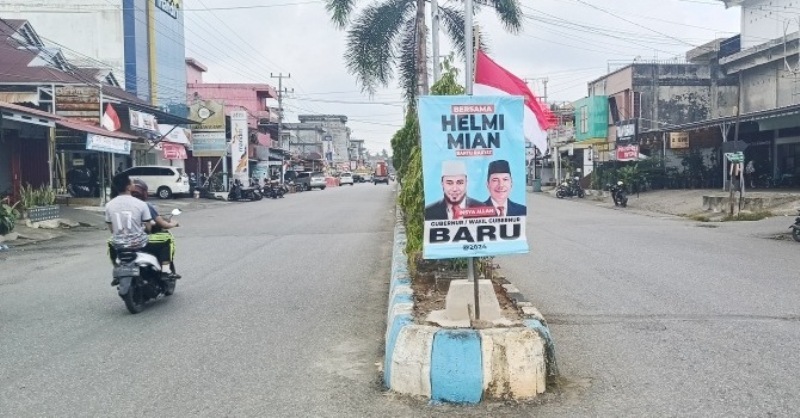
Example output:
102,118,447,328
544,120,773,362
155,0,180,19
162,142,187,160
129,110,158,132
86,134,131,155
616,120,638,143
189,100,226,156
418,95,528,260
158,124,191,145
191,131,227,156
230,111,249,184
616,144,639,161
669,132,689,149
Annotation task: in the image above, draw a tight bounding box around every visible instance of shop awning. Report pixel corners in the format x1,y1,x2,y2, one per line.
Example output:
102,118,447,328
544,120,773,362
56,119,140,141
0,101,58,127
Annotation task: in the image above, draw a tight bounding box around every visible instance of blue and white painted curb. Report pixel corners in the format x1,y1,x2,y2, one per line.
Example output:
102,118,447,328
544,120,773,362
385,210,558,404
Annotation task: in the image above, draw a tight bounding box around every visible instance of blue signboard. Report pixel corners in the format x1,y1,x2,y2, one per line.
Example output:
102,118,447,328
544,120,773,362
418,95,528,259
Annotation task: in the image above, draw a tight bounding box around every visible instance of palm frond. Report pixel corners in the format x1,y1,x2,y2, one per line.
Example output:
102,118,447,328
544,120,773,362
439,5,489,59
489,0,523,33
398,17,418,102
325,0,357,29
344,0,415,95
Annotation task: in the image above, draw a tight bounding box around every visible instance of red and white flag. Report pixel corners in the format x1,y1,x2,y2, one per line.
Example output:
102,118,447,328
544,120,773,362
474,50,556,153
101,103,121,131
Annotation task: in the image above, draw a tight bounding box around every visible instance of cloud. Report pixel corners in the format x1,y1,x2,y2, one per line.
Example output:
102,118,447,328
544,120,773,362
184,0,740,153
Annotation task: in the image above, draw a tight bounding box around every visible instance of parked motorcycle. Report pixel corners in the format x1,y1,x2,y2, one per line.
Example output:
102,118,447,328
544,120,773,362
249,178,263,200
556,177,585,199
228,179,260,201
264,179,286,199
112,208,182,314
66,167,98,198
609,181,628,207
790,209,800,242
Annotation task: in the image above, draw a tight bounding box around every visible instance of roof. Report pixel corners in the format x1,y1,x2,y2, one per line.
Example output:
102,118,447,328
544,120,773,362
662,103,800,132
0,19,78,84
185,58,208,72
56,119,139,140
0,101,59,120
188,83,277,99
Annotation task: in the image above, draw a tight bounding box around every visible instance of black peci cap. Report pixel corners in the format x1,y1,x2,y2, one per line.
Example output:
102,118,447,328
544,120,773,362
487,159,511,181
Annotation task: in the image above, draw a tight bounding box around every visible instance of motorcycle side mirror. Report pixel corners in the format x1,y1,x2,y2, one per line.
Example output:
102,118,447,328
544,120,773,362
171,208,182,216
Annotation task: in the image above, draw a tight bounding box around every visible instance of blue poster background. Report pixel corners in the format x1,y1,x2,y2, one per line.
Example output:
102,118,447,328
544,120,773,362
418,95,528,259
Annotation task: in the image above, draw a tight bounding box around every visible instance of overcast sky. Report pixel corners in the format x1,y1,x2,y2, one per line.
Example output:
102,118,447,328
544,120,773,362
183,0,741,154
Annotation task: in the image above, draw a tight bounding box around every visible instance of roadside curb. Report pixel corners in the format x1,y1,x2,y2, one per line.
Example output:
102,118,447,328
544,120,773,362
384,209,558,404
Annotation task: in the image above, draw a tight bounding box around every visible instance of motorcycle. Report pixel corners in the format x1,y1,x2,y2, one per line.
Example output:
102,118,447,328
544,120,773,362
556,177,585,199
112,208,182,314
249,178,263,201
609,181,628,207
228,179,260,201
264,179,286,199
66,167,99,198
790,209,800,242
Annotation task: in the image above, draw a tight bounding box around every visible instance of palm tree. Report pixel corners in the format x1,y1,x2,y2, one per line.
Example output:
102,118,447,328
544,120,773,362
325,0,523,101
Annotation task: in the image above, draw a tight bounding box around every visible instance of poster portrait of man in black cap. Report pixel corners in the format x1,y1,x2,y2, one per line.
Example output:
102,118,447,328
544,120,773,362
484,159,526,216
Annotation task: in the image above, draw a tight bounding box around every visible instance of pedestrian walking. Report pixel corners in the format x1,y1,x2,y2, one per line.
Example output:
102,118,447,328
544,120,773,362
746,160,756,188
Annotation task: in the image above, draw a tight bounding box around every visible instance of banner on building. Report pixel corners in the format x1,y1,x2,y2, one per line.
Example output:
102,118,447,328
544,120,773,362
230,111,249,184
616,120,638,143
158,124,192,145
86,134,131,155
418,95,528,260
129,110,158,132
162,142,187,160
616,144,640,161
188,100,226,157
669,132,690,149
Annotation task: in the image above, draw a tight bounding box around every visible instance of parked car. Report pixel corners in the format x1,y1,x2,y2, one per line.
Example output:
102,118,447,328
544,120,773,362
296,171,326,191
361,173,373,183
339,172,354,186
122,165,190,199
352,174,363,183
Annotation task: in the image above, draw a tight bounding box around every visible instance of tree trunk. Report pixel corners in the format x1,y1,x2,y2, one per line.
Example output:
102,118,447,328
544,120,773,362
415,0,428,96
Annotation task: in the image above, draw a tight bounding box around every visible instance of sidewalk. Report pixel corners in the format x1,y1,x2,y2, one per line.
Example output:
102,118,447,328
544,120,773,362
539,188,800,218
0,197,227,251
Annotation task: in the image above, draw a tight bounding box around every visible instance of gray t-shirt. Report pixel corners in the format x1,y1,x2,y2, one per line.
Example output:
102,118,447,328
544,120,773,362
104,194,152,249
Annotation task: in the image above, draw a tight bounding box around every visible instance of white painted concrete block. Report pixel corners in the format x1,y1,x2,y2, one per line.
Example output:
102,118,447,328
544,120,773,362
390,325,438,398
480,328,546,399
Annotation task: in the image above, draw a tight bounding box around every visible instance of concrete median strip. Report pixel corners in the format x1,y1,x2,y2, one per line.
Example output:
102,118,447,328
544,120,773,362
384,210,557,404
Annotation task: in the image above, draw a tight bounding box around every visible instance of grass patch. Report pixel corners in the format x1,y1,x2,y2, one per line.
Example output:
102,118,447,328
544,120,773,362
688,214,711,222
721,211,774,222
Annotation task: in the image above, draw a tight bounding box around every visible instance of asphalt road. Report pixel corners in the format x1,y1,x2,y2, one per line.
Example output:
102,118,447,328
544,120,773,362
500,193,800,417
4,185,799,417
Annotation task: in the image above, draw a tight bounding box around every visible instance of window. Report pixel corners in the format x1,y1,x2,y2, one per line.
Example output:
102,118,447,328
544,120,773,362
633,91,642,118
580,106,589,134
124,167,144,176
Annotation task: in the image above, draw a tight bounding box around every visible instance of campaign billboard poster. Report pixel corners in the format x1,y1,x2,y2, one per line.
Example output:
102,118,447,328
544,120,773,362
230,111,249,184
418,95,529,260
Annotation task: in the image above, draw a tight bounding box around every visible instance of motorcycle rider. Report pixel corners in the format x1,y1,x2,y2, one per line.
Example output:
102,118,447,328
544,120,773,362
105,173,152,284
130,179,181,279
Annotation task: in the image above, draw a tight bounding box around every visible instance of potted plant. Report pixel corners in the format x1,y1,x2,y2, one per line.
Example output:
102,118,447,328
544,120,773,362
0,197,20,235
20,184,60,223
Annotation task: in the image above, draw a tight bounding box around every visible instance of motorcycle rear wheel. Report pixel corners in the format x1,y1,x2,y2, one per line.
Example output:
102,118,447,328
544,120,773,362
123,282,145,314
792,227,800,242
556,190,565,199
578,189,586,198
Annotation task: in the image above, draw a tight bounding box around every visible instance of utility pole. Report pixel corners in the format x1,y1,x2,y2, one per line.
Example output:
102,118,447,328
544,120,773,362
270,73,292,150
524,77,549,104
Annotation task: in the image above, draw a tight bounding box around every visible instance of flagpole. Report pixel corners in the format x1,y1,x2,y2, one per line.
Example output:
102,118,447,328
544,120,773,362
465,0,474,95
463,0,481,321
